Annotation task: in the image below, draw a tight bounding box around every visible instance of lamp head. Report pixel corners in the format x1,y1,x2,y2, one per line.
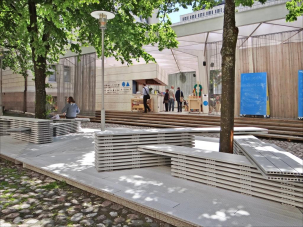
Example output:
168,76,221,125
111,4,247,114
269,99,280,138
91,11,115,29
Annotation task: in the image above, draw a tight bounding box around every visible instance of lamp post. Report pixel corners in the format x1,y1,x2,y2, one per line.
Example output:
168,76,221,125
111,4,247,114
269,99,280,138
91,11,115,131
0,47,8,116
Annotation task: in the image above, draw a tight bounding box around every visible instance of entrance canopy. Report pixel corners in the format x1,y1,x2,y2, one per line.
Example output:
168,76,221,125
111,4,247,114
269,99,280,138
97,3,302,75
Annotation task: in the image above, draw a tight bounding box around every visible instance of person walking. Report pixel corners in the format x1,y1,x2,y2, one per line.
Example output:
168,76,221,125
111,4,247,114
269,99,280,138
175,87,184,112
168,86,175,112
142,83,151,113
62,96,80,119
163,89,170,112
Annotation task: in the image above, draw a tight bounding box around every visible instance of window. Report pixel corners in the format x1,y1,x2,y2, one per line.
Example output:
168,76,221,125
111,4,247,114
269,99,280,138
49,65,56,82
64,66,70,82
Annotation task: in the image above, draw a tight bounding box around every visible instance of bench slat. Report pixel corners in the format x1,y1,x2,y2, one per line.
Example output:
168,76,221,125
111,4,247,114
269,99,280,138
234,135,303,176
7,127,31,132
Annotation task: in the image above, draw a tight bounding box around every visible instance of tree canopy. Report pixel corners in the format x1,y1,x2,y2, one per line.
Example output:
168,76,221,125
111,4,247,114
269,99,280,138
0,0,180,118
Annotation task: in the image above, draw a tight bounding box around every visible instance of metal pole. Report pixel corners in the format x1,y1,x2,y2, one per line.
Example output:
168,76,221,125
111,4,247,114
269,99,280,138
0,58,3,116
101,27,105,131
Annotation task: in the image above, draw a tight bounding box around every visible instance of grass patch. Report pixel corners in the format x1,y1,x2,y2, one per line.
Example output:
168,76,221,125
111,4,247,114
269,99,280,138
1,167,17,174
0,181,9,187
39,181,67,190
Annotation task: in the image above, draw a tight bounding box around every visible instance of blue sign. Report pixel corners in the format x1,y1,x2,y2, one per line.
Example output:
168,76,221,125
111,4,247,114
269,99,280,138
203,101,208,106
122,82,126,87
240,72,268,116
299,70,303,119
126,82,130,87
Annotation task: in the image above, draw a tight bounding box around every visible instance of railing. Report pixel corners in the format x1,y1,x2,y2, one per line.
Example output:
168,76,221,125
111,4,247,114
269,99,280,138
173,0,288,25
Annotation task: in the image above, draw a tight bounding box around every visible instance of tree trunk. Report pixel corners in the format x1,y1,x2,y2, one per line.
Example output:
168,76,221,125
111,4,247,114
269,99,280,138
34,56,47,119
28,0,47,118
219,0,238,153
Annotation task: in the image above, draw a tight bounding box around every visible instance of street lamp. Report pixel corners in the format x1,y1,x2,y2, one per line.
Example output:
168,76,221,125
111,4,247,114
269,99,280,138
0,47,8,116
91,11,115,131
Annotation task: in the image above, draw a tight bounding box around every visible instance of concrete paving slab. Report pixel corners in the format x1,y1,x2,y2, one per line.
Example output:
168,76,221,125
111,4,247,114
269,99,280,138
0,130,302,227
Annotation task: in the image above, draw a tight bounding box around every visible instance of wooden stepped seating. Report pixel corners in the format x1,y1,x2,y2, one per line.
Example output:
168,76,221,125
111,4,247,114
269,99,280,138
87,111,303,141
137,144,303,208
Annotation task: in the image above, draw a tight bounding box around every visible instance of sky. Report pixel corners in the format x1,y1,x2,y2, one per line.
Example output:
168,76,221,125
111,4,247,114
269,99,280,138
168,5,193,23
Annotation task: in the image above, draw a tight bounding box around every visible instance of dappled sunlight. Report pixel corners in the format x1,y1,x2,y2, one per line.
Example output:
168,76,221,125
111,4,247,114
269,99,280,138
195,141,219,152
124,189,163,203
199,207,250,222
167,186,188,193
119,175,163,187
42,150,95,173
80,128,100,133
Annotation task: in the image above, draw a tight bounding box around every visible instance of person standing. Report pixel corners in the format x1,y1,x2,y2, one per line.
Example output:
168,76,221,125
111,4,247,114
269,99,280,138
62,96,80,119
142,83,151,113
168,86,175,112
163,89,170,112
175,87,184,112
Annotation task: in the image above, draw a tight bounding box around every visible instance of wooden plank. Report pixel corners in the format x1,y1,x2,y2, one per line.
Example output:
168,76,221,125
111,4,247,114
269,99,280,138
235,135,303,176
7,127,31,132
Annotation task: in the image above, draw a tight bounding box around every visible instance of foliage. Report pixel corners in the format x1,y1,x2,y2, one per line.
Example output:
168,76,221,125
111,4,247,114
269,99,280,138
286,0,303,22
0,0,181,118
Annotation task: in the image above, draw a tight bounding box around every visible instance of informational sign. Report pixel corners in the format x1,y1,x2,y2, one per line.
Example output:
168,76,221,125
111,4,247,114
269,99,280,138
105,81,132,94
299,70,303,119
240,72,270,117
202,94,209,114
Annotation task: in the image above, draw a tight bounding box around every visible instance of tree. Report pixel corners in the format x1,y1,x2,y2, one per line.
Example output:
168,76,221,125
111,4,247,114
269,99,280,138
0,7,32,113
159,0,302,153
218,0,301,153
0,0,178,118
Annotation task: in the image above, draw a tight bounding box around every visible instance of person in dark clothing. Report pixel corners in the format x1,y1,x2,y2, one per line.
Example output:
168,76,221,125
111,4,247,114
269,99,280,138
163,89,170,112
175,87,184,112
142,83,151,113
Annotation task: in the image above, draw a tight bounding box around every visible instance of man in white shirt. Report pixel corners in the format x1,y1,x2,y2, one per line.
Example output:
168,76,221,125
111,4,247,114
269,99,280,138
142,83,151,113
168,86,175,111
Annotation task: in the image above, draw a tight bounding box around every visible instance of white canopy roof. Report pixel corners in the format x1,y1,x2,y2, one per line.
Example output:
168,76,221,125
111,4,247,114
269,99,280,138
95,3,303,75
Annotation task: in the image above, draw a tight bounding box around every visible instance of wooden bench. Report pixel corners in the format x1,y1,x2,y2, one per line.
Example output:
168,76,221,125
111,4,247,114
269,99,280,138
137,144,303,208
234,135,303,181
0,119,11,135
95,128,194,172
52,119,81,133
0,116,52,144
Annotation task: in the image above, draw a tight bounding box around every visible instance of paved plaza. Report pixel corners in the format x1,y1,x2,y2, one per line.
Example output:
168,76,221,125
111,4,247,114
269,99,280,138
1,123,302,227
0,158,172,227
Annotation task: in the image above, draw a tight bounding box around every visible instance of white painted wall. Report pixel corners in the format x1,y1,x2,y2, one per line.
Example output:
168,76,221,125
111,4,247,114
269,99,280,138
96,63,168,111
